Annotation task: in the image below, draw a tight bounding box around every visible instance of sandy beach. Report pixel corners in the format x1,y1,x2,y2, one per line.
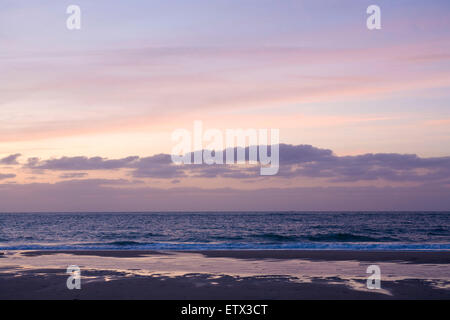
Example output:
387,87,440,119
0,250,449,299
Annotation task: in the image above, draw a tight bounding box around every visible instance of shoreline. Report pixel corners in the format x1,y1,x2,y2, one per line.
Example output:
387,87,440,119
10,249,450,264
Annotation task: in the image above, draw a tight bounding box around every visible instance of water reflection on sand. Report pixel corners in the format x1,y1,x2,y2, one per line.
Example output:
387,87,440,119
0,250,449,295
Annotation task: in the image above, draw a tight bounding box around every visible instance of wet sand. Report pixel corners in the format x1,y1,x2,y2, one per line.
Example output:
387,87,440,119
193,250,450,264
0,250,449,299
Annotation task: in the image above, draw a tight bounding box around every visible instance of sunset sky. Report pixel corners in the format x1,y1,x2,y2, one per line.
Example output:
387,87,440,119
1,0,450,211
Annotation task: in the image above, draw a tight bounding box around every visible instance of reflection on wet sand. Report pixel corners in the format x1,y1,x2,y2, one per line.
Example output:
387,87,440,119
0,250,449,299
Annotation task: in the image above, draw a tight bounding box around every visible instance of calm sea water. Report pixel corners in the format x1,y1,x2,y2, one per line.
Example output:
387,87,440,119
0,212,449,250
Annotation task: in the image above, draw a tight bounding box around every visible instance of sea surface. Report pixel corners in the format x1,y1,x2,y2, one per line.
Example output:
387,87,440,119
0,212,449,250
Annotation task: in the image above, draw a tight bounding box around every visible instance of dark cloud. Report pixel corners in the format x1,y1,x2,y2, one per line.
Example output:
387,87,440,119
132,154,186,178
27,156,139,171
279,144,334,164
0,173,16,180
22,144,450,183
0,154,21,165
59,172,88,179
285,149,450,183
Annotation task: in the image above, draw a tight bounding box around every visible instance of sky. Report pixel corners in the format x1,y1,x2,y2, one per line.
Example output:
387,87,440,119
1,0,450,211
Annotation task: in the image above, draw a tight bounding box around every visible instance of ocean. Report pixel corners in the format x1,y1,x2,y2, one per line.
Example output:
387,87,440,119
0,212,449,251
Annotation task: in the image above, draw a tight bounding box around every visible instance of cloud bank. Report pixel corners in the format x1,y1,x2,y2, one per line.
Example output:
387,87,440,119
0,144,448,211
24,144,450,183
